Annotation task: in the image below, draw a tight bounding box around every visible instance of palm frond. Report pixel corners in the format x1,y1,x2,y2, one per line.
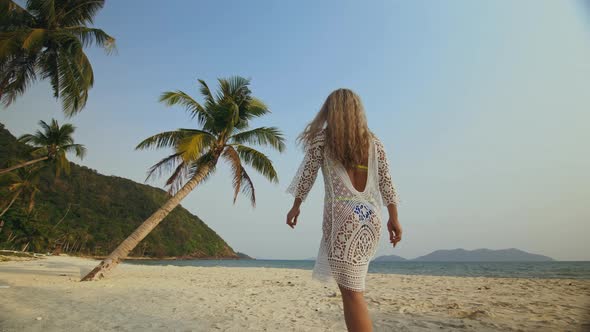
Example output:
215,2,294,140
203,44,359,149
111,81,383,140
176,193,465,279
221,148,257,206
235,144,278,183
215,78,230,103
159,90,213,127
61,143,86,159
222,146,242,203
39,119,51,132
145,152,183,183
0,32,27,59
136,130,187,150
197,79,215,107
75,43,95,86
186,151,218,187
38,47,60,98
17,133,36,145
244,97,271,118
164,161,189,195
56,38,91,116
58,122,75,137
21,28,46,52
35,0,57,27
240,167,256,207
0,52,37,106
226,76,251,99
59,0,105,26
62,26,115,54
216,76,250,104
230,126,285,152
33,129,49,144
29,146,47,158
176,131,216,163
207,101,238,134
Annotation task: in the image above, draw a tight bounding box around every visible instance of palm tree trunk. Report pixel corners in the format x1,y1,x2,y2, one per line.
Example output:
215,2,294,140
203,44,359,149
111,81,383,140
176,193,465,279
79,237,88,254
53,203,71,229
70,239,78,253
81,161,214,281
0,190,22,217
0,156,49,175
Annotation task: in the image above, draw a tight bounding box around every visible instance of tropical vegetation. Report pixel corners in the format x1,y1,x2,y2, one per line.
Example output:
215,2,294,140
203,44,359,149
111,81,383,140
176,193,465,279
0,122,237,258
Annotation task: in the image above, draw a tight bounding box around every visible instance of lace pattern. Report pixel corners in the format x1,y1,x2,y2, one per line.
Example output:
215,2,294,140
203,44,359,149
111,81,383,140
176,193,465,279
286,131,399,291
375,139,400,206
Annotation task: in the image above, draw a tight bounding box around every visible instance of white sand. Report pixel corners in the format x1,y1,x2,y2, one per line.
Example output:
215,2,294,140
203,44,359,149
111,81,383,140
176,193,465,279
0,255,588,331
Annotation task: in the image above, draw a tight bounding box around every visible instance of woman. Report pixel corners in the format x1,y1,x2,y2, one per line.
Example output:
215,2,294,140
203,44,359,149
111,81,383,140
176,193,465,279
286,88,402,331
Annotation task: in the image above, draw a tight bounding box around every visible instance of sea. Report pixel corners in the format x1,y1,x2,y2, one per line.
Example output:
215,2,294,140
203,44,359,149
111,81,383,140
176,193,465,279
126,259,590,279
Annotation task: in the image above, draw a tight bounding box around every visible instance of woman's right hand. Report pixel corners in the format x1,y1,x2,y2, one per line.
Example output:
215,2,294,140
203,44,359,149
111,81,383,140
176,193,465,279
387,219,402,247
286,206,300,229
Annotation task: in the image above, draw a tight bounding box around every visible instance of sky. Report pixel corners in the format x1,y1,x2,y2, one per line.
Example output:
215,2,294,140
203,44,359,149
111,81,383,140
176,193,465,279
2,0,589,261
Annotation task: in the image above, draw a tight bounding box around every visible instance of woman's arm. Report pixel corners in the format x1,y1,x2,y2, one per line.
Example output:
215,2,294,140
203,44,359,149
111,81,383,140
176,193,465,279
375,139,402,247
285,135,324,229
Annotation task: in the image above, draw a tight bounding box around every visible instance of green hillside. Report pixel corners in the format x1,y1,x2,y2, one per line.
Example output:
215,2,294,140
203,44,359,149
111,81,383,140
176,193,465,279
0,123,237,259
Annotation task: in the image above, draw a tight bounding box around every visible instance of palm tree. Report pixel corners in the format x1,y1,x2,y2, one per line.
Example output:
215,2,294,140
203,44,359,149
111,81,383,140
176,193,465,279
81,76,285,281
0,162,42,217
0,118,86,175
0,0,115,116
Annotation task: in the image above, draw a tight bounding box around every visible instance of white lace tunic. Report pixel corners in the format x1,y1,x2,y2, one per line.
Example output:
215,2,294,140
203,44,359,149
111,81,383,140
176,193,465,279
287,131,399,291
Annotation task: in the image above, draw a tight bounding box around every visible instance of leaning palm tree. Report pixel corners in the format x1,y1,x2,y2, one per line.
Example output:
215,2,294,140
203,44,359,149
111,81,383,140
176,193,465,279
0,162,42,217
0,0,115,116
81,76,285,281
0,118,86,175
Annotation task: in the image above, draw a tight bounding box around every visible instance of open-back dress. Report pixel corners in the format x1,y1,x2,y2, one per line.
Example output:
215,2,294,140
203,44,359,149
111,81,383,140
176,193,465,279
287,130,400,292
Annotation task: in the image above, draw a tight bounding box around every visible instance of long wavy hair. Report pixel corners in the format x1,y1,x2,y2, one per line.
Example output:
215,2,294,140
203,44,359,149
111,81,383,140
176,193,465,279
298,88,371,169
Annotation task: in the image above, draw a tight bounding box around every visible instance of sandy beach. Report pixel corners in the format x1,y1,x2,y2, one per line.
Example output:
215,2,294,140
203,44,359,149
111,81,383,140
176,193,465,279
0,255,588,332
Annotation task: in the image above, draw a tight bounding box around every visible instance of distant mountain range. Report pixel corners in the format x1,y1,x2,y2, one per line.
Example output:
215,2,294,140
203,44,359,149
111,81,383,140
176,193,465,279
373,248,554,262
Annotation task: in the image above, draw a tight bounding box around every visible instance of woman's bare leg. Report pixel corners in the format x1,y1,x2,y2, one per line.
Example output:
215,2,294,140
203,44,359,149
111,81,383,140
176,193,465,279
338,284,373,332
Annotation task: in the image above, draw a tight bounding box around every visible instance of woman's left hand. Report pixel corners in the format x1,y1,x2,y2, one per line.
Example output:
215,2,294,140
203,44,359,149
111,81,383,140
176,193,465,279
387,219,402,247
286,206,300,229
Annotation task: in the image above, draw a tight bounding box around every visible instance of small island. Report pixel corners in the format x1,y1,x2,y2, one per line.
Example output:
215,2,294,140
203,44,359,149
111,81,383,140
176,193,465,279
372,254,407,262
373,248,554,262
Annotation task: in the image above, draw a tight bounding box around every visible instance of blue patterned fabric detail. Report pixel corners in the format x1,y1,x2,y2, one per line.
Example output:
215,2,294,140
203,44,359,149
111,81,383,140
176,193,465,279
353,203,373,222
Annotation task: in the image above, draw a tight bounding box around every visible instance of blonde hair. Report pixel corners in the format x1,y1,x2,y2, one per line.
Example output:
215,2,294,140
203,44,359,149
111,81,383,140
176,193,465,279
298,88,371,169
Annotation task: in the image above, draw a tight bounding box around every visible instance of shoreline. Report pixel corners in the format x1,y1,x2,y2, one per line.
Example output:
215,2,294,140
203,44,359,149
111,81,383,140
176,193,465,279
85,255,250,261
2,251,588,280
0,250,251,262
1,255,589,331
